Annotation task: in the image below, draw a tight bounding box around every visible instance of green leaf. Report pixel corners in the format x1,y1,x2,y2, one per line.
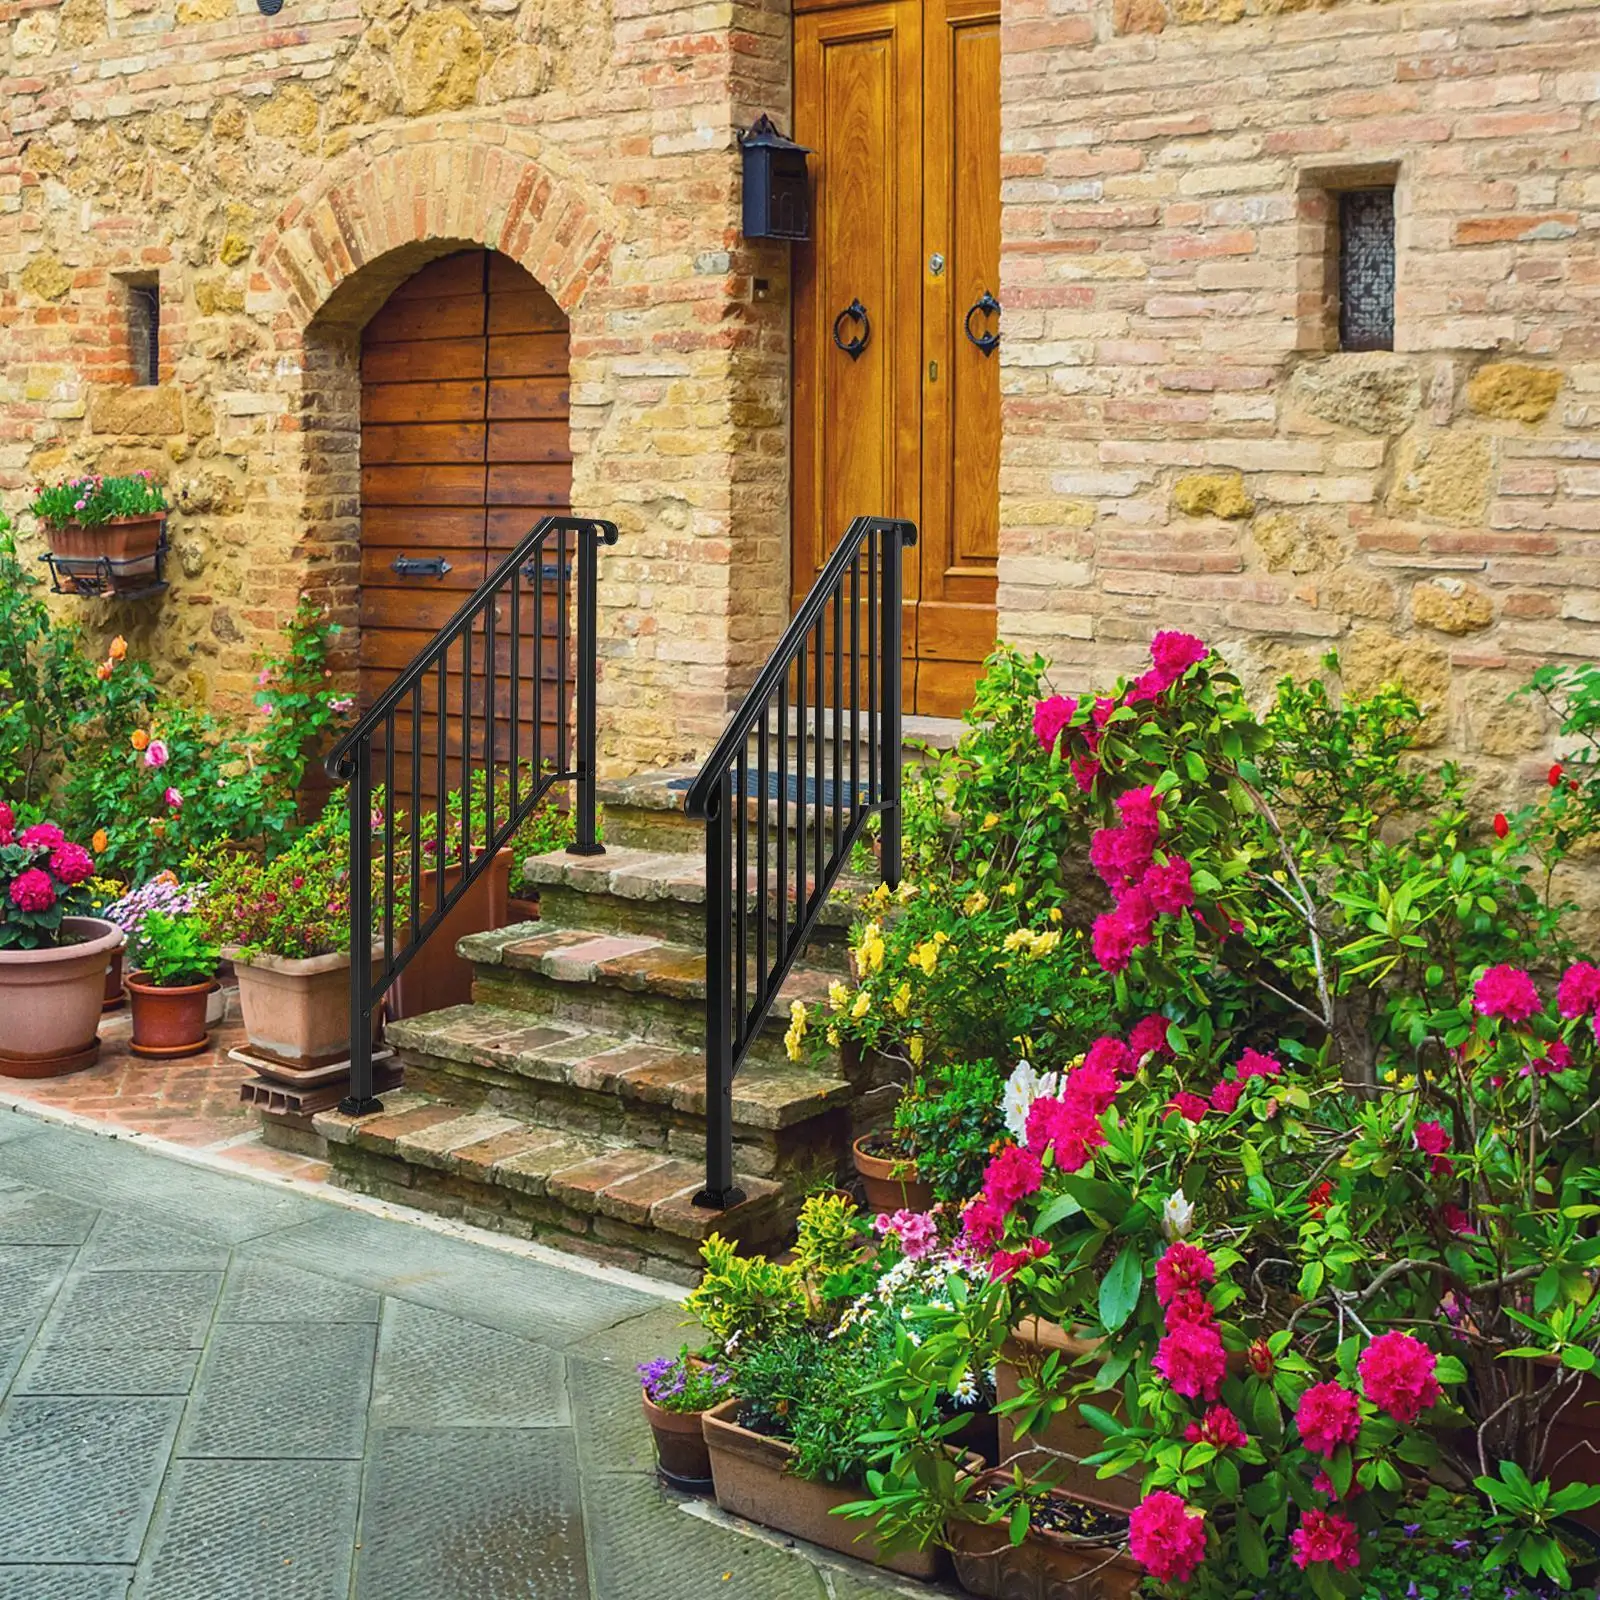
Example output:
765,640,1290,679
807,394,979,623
1031,1192,1082,1233
1099,1245,1143,1333
1237,1508,1268,1578
1561,1345,1597,1372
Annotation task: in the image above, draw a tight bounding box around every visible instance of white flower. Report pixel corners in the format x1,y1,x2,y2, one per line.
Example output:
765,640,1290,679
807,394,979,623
1002,1059,1062,1141
1161,1188,1196,1241
950,1370,979,1406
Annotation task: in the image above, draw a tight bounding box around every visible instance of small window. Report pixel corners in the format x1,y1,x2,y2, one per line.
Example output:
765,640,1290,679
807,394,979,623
127,281,160,386
1338,188,1395,352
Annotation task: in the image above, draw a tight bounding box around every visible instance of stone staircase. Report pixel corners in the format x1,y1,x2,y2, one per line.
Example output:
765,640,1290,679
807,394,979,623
300,769,887,1285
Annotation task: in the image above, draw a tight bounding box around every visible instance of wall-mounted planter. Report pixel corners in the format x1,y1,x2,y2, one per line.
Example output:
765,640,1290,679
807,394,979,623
43,515,167,599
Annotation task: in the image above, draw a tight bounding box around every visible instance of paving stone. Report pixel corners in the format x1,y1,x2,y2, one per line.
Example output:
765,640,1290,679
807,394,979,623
544,933,663,983
355,1427,589,1600
217,1258,381,1324
76,1214,232,1274
131,1458,360,1600
13,1344,200,1396
179,1322,374,1459
613,1051,705,1106
566,1303,701,1374
0,1245,76,1331
371,1300,568,1427
0,1186,99,1245
584,1470,827,1600
0,1568,133,1600
38,1271,222,1350
0,1397,181,1562
680,1060,853,1131
341,1100,466,1158
455,923,543,966
567,1352,657,1476
247,1208,658,1347
0,1108,43,1146
446,1123,567,1178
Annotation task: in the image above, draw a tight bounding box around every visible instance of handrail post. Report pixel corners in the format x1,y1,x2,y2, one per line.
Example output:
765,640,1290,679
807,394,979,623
339,742,381,1116
880,522,905,891
569,521,606,858
694,771,745,1211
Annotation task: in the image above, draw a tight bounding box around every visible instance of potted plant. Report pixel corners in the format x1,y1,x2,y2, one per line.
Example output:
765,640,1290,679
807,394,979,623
124,909,220,1059
29,470,167,594
0,806,121,1076
101,873,200,1012
637,1347,734,1491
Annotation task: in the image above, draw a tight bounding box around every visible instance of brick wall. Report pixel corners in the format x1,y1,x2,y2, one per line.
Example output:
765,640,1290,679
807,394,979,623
0,0,791,769
998,0,1600,803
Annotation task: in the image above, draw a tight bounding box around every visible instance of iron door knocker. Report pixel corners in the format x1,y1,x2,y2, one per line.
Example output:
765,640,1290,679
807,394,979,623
832,298,871,360
963,291,1001,356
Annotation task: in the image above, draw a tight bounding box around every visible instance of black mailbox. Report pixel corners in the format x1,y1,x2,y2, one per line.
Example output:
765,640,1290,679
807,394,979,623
740,114,811,242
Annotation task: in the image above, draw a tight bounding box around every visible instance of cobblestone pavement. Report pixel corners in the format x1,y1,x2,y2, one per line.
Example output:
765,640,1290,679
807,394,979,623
0,1104,930,1600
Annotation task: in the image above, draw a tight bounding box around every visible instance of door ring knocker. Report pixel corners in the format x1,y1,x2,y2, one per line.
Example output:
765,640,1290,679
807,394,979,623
832,299,870,360
964,291,1001,356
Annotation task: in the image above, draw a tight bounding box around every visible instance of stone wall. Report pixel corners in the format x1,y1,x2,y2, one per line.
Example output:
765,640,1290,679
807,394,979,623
0,0,791,768
998,0,1600,803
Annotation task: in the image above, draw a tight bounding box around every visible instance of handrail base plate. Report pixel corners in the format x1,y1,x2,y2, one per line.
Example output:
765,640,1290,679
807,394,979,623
338,1095,386,1117
692,1185,748,1211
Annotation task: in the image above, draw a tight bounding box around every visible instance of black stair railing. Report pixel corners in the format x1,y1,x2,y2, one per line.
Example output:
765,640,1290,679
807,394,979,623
683,515,917,1209
325,514,618,1117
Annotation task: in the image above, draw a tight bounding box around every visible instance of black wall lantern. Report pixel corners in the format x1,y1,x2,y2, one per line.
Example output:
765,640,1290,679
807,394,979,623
739,115,811,242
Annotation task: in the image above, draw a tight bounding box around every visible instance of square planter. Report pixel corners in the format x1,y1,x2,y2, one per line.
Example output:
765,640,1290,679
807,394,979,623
225,946,354,1070
702,1398,953,1580
389,848,513,1020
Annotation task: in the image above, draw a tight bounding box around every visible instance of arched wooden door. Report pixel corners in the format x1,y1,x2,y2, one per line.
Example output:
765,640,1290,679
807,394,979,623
358,249,572,794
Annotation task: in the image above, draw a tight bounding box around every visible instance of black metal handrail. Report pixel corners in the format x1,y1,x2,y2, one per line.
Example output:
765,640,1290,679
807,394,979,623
325,514,618,1116
685,515,916,1209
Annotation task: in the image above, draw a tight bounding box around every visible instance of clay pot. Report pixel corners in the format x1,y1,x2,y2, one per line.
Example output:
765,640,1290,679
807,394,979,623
642,1391,715,1491
47,515,165,594
102,946,126,1012
948,1470,1141,1600
0,916,122,1078
389,848,513,1020
125,974,215,1060
852,1134,935,1213
702,1399,970,1579
227,946,354,1069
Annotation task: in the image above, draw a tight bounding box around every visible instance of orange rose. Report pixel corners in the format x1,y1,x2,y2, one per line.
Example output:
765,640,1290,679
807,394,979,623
91,829,108,854
108,635,127,661
97,661,113,681
130,729,150,751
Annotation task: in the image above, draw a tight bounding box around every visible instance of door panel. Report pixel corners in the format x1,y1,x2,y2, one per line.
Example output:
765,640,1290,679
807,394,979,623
792,0,923,674
792,0,998,716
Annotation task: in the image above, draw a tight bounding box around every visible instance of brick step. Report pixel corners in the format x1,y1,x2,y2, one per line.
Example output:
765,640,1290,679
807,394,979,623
460,921,837,1067
521,844,859,971
313,1090,787,1285
384,1002,853,1183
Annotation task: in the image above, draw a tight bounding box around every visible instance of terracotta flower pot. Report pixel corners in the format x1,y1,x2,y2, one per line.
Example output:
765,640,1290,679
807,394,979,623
702,1398,966,1579
0,916,122,1078
389,847,513,1021
641,1391,715,1490
125,973,215,1060
226,946,354,1069
47,515,165,594
852,1133,935,1213
948,1470,1141,1600
102,946,126,1012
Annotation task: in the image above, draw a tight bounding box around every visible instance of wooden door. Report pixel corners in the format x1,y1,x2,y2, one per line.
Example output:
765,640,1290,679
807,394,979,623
792,0,999,717
359,249,572,799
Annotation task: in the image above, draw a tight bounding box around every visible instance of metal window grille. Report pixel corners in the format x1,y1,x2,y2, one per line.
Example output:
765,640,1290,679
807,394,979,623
128,284,159,386
1338,189,1395,352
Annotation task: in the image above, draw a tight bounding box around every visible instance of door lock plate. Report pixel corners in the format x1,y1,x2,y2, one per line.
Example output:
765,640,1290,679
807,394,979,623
928,252,945,277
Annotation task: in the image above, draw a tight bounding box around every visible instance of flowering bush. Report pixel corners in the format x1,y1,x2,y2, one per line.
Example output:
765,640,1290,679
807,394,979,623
29,470,165,531
102,873,201,941
0,807,98,950
637,1348,734,1415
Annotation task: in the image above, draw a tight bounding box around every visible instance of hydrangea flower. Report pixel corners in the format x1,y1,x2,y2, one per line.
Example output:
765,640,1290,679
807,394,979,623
48,842,94,885
1128,1492,1208,1585
9,868,56,912
18,822,64,849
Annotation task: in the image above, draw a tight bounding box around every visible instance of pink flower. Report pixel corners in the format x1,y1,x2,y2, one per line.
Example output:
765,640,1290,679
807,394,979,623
1033,695,1077,752
1558,963,1600,1020
1141,856,1194,916
0,802,12,845
1235,1048,1282,1081
143,739,169,769
989,1237,1050,1282
1156,1242,1216,1306
1116,786,1162,833
1090,824,1157,891
1291,1510,1360,1572
1025,1096,1106,1173
983,1144,1044,1214
48,842,94,885
329,696,355,714
1092,906,1143,973
1439,1203,1477,1236
1474,964,1542,1024
1083,1035,1137,1079
962,1196,1006,1252
1155,1317,1227,1400
257,668,273,688
1210,1079,1243,1115
1149,631,1208,681
873,1208,939,1261
18,822,64,849
1413,1120,1450,1157
1358,1332,1441,1425
1184,1405,1248,1450
9,867,56,912
1164,1290,1215,1330
1295,1382,1361,1458
1128,1492,1207,1585
163,787,183,812
1064,1058,1121,1116
1069,755,1100,794
1129,1014,1173,1061
1167,1091,1208,1124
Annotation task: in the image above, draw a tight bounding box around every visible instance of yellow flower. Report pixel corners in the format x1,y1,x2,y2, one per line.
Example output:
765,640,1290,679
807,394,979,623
826,1027,841,1046
1002,928,1034,953
783,1000,809,1062
828,980,850,1013
892,981,911,1018
964,889,988,916
868,883,891,909
1030,930,1061,957
911,941,938,976
981,812,999,831
896,880,917,902
1000,882,1018,896
1048,907,1062,924
909,1036,924,1066
855,921,885,974
850,989,870,1021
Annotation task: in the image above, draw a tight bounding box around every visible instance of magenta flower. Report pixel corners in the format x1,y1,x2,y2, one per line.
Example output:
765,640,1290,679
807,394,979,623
0,801,12,845
1149,630,1208,680
143,739,169,769
164,787,183,811
18,822,64,849
1235,1048,1282,1081
1184,1405,1248,1449
1155,1316,1227,1400
1167,1090,1209,1124
962,1195,1006,1253
983,1144,1044,1214
1473,964,1541,1024
1296,1382,1361,1458
1129,1014,1174,1061
1155,1241,1216,1306
988,1236,1050,1282
1558,962,1600,1020
9,868,57,913
1128,1492,1207,1585
1142,856,1195,915
1291,1510,1360,1572
1032,694,1077,753
1358,1332,1441,1425
48,842,94,885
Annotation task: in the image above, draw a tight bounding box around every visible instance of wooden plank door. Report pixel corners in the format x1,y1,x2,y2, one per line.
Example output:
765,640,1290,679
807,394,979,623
792,0,924,683
917,0,1000,716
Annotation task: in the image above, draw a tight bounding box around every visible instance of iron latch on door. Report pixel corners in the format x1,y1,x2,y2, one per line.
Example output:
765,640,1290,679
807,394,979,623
391,555,452,578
